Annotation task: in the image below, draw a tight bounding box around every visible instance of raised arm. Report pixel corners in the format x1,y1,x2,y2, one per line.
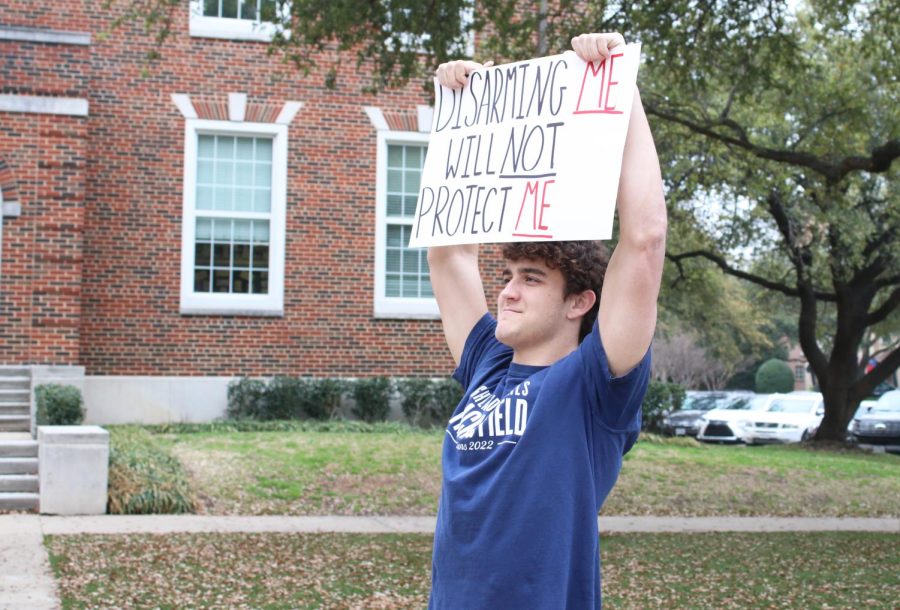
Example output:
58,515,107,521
428,245,489,364
572,33,667,377
429,60,493,365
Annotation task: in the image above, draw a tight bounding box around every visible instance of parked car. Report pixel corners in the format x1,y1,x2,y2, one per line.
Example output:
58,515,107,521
697,394,775,443
846,400,878,434
744,392,824,444
849,390,900,454
662,391,754,437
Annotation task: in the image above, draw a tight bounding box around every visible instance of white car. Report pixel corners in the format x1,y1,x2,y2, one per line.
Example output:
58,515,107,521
744,392,825,444
697,394,776,443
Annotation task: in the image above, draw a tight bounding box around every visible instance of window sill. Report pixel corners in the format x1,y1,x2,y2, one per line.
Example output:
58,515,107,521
189,17,281,42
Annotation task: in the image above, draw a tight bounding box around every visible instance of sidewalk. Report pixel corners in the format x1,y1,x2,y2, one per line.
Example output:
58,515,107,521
2,513,898,610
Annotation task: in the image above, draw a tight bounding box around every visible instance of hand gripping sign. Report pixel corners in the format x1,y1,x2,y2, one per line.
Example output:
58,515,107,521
409,44,641,247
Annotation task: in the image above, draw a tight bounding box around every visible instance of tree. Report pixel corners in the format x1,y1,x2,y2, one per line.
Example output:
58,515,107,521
112,0,898,441
755,359,794,394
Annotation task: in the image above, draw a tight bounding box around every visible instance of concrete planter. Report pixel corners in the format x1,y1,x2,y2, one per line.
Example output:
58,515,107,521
38,425,108,515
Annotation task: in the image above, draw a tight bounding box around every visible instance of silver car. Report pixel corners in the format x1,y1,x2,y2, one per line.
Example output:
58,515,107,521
849,390,900,454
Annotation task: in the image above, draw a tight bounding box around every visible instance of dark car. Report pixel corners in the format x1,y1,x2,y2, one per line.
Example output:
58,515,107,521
849,390,900,454
662,391,754,437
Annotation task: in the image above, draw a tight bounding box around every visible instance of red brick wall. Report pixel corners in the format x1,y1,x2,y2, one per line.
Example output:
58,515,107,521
1,2,506,377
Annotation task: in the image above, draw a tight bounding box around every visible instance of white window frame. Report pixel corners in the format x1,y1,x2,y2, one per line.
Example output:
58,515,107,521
374,130,438,319
189,0,289,42
179,119,287,316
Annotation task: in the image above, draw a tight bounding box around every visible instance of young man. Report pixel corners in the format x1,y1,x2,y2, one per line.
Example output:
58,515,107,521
427,33,667,608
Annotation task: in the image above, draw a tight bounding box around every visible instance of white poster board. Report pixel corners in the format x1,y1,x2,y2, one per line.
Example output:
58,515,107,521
409,44,641,247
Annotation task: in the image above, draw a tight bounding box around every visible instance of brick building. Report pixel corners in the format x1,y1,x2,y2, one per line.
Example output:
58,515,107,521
1,2,497,424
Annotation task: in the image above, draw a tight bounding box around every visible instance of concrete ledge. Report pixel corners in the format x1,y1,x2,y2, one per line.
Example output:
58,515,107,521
38,426,109,515
0,94,89,117
0,25,91,45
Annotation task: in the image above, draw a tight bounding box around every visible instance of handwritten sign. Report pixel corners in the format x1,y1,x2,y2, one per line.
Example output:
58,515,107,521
408,44,641,247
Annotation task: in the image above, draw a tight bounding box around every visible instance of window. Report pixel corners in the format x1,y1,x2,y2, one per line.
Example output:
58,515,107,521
374,131,438,318
180,120,287,315
189,0,286,41
794,365,806,382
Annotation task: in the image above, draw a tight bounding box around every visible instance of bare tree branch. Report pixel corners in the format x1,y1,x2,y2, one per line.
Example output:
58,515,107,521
665,250,837,301
867,286,900,327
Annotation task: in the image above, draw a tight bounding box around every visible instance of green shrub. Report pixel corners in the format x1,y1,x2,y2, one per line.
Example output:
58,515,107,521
430,378,465,424
35,384,85,425
107,426,197,514
755,359,794,393
299,378,347,420
641,382,686,433
265,376,304,420
351,377,393,423
396,378,435,426
226,377,267,420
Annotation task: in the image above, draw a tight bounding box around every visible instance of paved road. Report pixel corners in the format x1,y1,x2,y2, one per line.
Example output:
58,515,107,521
3,513,898,610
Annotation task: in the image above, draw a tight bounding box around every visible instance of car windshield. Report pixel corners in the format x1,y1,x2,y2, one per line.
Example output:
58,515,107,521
873,391,900,412
725,395,767,410
681,394,726,411
767,398,816,414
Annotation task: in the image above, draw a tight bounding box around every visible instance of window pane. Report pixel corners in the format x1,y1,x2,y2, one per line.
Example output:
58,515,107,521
233,244,250,267
252,271,268,294
232,269,251,293
387,169,402,192
255,164,272,187
236,137,254,160
196,186,214,210
194,269,211,292
216,135,235,157
198,135,215,157
386,249,401,273
253,221,269,243
387,194,402,216
402,251,418,273
213,244,231,267
197,160,214,184
260,0,277,20
234,187,254,211
196,218,212,240
195,243,212,267
213,219,232,241
405,147,422,168
402,275,419,297
215,160,235,186
421,281,434,297
388,145,403,167
256,139,272,161
252,245,269,268
235,161,253,185
387,225,402,247
234,220,252,241
254,188,271,212
403,195,418,217
404,169,421,193
239,0,257,20
385,274,400,297
213,186,233,211
213,269,231,292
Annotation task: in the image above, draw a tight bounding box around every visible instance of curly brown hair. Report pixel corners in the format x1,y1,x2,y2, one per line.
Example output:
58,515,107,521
501,241,610,341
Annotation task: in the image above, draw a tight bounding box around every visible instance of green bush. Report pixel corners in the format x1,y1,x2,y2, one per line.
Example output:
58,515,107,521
35,384,85,425
299,378,347,420
265,376,304,420
351,377,393,423
755,359,795,393
430,378,465,424
107,426,197,514
226,377,268,420
396,378,435,426
641,382,686,433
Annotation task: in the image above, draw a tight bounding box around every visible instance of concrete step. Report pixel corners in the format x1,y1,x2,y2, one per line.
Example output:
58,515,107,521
0,404,29,413
0,440,38,457
0,492,39,512
0,367,30,377
0,389,30,399
0,474,38,493
0,458,37,475
0,416,30,433
0,377,30,390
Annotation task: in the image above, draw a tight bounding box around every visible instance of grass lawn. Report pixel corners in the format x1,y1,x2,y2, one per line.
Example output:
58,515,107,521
46,531,900,609
161,428,900,517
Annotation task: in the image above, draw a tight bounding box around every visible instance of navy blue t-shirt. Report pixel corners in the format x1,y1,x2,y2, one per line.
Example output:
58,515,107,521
429,313,651,609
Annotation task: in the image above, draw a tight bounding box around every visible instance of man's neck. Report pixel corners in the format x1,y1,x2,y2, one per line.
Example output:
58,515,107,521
511,337,580,367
